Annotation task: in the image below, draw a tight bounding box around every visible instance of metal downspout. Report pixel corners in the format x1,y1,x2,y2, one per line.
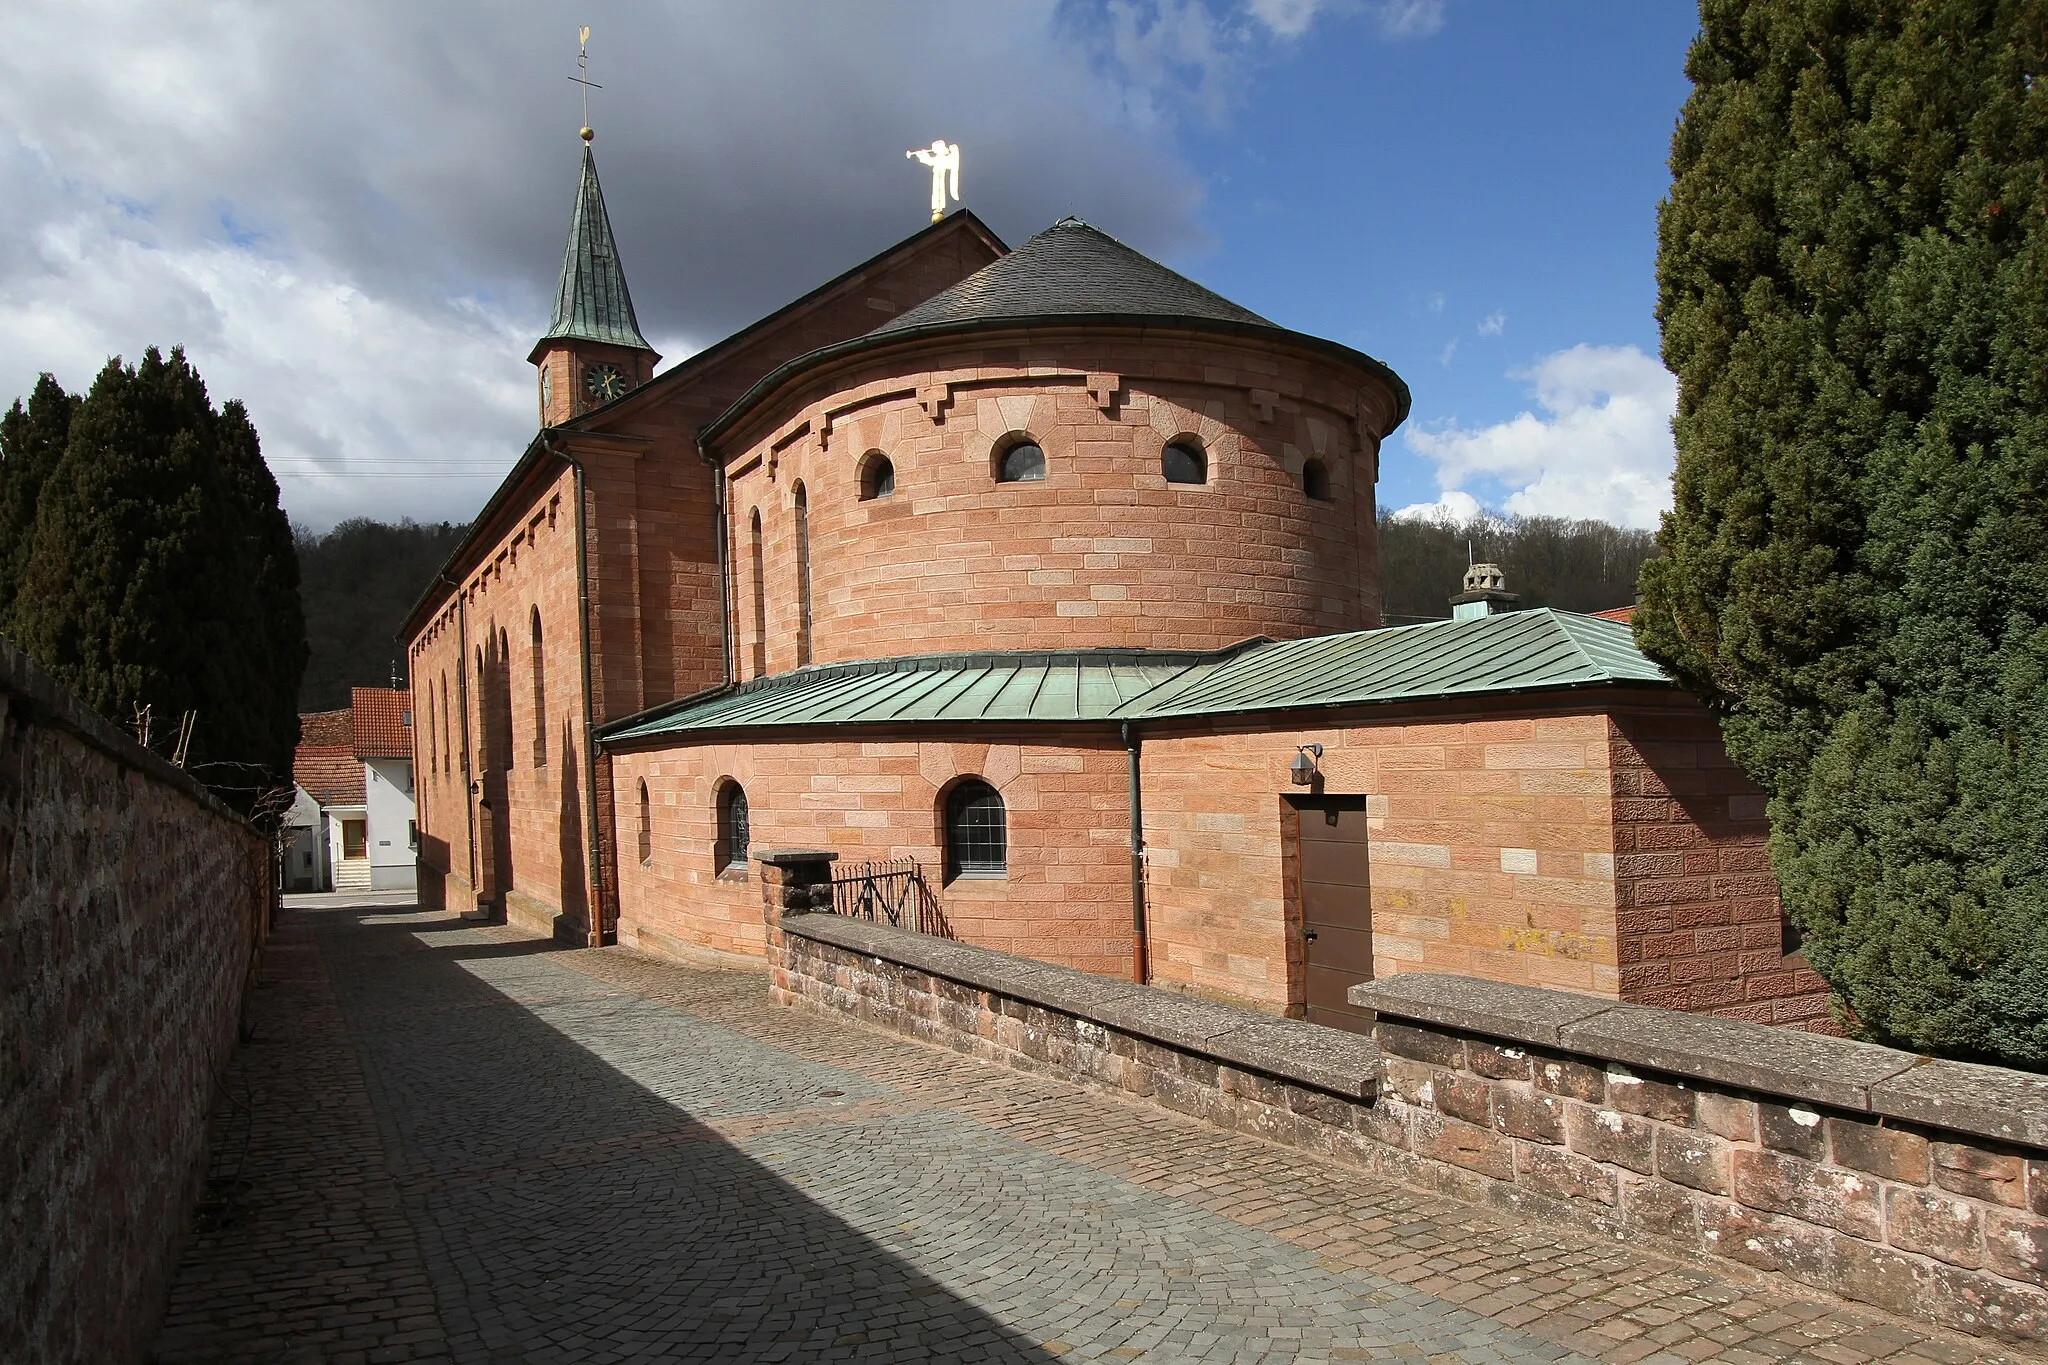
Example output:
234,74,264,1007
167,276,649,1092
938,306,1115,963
1123,720,1149,985
696,432,734,686
442,572,477,902
546,437,609,948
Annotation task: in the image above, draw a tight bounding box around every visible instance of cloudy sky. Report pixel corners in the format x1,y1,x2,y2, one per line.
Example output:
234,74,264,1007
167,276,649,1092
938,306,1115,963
0,1,1697,531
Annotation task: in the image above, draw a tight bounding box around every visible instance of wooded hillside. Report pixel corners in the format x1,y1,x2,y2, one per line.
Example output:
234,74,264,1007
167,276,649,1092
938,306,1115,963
1377,512,1658,622
296,518,468,711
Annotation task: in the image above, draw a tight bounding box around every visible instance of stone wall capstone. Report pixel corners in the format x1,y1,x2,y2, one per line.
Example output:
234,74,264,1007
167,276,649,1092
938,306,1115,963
0,636,268,1365
772,908,2048,1346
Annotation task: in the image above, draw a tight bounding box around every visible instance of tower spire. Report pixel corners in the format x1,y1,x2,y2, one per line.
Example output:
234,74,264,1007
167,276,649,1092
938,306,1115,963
536,144,654,355
528,27,657,424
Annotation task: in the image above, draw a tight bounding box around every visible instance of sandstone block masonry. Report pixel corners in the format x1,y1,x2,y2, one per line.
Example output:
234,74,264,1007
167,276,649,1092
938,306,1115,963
771,892,2048,1348
0,638,268,1365
1353,973,2048,1343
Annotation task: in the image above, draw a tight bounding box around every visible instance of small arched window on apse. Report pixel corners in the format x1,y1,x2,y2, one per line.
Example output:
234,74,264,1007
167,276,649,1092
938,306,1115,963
1162,439,1207,486
859,451,895,501
716,781,751,873
995,435,1046,484
748,508,767,677
529,608,547,767
793,482,814,667
944,778,1008,881
1303,458,1332,502
637,779,652,865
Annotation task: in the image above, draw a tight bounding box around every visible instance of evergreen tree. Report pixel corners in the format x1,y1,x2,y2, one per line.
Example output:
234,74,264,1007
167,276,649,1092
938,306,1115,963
1638,0,2048,1063
0,374,79,625
11,348,307,796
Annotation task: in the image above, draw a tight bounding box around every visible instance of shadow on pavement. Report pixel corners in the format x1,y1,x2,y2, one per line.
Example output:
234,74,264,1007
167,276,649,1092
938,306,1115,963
309,901,1063,1363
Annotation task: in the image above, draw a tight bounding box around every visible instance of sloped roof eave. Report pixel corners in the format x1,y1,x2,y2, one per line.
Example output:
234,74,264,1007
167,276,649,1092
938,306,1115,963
700,311,1413,452
595,613,1676,748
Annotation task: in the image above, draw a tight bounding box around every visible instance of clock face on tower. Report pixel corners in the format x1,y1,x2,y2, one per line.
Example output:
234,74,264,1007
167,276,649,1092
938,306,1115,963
584,362,628,404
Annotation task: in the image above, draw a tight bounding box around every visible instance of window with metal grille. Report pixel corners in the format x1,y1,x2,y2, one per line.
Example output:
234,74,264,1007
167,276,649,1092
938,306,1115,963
944,779,1006,879
718,782,750,873
1162,441,1206,485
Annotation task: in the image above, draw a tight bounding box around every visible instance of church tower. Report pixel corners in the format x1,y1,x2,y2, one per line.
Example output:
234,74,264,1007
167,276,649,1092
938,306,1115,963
529,131,658,427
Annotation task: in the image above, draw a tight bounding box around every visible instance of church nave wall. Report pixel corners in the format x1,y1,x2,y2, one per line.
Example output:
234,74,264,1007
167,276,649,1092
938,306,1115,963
609,730,1133,979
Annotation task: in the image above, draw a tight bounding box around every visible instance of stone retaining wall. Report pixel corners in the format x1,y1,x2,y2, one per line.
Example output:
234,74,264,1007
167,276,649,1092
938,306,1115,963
0,637,269,1365
770,883,2048,1345
1355,974,2048,1342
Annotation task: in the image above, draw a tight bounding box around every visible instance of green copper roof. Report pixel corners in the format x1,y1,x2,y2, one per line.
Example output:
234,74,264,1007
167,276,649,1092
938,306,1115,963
602,650,1223,742
540,145,653,353
600,611,1670,744
1128,609,1668,720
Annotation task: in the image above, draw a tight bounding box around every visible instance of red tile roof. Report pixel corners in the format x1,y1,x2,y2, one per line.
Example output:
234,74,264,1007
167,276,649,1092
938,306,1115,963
1590,605,1636,623
351,687,413,759
299,708,353,748
295,744,364,806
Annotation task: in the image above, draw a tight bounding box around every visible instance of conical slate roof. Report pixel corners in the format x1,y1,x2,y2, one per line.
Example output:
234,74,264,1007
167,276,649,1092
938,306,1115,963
539,145,653,353
869,217,1272,336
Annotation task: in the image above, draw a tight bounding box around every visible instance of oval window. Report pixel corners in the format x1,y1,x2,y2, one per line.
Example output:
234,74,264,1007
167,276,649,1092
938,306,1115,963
1303,458,1332,502
1162,442,1206,485
998,441,1046,484
861,453,895,501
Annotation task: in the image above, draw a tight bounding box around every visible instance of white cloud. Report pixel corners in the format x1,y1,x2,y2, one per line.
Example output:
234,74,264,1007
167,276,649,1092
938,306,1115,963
1403,343,1677,529
1477,310,1505,336
0,0,1216,530
1374,0,1447,39
1246,0,1328,39
1438,339,1458,366
1391,489,1486,524
1424,291,1447,313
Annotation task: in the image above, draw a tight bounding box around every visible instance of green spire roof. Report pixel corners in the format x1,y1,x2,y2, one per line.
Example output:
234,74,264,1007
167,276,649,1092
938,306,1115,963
539,144,653,353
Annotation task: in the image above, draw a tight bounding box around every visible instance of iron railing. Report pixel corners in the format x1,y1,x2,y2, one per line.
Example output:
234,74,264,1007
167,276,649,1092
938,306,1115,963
828,857,953,938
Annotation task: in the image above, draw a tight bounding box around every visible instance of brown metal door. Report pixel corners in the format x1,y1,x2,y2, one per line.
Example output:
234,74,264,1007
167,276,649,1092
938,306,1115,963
1292,796,1374,1032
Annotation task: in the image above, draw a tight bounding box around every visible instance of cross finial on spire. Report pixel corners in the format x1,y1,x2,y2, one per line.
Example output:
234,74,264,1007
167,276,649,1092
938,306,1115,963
568,25,601,142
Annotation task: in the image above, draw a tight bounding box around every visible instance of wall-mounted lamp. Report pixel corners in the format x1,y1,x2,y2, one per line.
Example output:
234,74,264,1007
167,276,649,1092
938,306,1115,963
1289,743,1323,787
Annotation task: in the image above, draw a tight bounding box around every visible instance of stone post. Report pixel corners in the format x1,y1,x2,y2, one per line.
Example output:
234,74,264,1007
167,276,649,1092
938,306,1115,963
756,849,838,999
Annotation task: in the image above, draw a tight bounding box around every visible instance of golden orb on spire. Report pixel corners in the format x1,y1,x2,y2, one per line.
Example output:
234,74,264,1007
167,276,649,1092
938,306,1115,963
580,126,594,142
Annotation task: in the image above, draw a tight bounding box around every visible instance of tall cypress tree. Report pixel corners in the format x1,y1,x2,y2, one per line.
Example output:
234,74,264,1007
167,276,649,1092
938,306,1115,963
0,374,79,626
1639,1,2048,1063
11,348,307,796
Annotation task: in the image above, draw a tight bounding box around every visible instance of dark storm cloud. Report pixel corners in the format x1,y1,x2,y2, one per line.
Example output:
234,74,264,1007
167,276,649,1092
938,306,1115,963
0,0,1334,525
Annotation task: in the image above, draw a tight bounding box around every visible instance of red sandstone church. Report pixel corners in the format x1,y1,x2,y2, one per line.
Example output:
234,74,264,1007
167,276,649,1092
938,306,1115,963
402,141,1831,1032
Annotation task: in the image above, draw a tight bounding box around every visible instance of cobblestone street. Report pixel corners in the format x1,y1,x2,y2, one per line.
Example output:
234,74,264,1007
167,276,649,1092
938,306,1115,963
152,897,2037,1364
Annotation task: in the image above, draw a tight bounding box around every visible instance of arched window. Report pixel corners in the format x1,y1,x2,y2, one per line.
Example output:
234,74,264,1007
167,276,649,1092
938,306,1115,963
1303,458,1332,502
717,781,750,872
859,452,895,500
530,608,547,767
749,508,767,678
996,438,1046,484
794,482,813,667
1162,440,1206,485
426,679,437,775
440,673,451,776
944,779,1007,880
637,779,652,865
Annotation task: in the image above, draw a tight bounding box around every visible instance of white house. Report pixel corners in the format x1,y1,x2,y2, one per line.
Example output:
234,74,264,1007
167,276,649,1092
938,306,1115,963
292,688,416,893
